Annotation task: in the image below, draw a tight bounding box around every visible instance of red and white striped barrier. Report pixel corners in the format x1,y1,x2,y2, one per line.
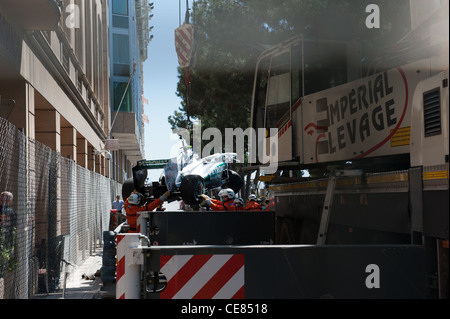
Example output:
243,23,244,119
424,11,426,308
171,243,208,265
136,211,148,235
159,254,245,299
116,233,142,299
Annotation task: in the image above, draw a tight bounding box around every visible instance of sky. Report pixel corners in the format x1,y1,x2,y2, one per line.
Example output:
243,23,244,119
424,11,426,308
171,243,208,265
142,0,193,180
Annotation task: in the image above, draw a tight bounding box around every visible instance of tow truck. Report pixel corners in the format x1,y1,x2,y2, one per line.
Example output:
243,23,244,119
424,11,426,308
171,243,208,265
241,3,448,298
101,3,448,299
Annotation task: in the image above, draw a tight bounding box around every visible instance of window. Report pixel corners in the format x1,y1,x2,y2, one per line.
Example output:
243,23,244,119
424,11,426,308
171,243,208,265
112,0,128,16
113,33,130,76
113,15,129,29
113,34,130,64
253,56,270,130
291,44,303,103
113,82,131,112
303,41,347,95
266,52,291,129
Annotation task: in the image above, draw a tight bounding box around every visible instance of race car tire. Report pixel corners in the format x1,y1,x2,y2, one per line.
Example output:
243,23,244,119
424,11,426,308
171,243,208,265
226,170,244,193
180,174,206,205
122,178,135,200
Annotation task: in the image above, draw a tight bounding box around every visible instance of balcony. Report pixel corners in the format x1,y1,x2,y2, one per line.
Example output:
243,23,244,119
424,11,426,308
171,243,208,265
111,112,145,162
0,0,61,30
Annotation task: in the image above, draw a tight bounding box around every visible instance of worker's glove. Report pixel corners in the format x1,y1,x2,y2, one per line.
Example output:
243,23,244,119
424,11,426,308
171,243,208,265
160,191,171,202
199,194,211,207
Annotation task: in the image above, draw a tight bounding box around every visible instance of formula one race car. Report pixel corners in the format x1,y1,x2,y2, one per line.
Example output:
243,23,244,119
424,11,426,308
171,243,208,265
122,145,244,206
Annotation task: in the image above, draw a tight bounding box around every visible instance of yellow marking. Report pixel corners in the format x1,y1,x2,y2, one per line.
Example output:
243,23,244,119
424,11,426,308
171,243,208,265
269,169,447,191
423,170,449,180
366,173,408,184
259,175,275,182
390,127,410,147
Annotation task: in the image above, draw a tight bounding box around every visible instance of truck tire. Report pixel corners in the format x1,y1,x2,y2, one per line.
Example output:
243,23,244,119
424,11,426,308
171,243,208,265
180,174,205,206
278,218,296,244
225,170,244,193
299,220,319,244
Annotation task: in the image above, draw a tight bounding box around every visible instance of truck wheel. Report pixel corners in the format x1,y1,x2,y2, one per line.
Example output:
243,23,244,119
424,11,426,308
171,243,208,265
279,218,296,244
180,175,205,206
299,220,319,244
225,170,244,193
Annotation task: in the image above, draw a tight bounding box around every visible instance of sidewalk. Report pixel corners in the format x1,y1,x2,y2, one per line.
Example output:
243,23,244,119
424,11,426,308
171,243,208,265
34,249,104,299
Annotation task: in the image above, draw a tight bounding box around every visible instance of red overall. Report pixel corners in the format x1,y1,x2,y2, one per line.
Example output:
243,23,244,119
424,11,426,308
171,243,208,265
124,198,162,233
245,201,262,211
209,198,237,211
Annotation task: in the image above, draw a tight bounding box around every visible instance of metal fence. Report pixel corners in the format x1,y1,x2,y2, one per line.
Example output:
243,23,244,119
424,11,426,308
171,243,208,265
0,117,121,299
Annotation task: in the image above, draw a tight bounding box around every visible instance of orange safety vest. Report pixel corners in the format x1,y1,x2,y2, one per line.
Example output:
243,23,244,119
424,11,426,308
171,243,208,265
209,199,237,211
124,198,162,233
245,201,262,211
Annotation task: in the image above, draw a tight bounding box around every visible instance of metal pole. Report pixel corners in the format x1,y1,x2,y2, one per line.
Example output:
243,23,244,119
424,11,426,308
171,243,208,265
59,259,75,299
185,0,190,23
61,262,67,299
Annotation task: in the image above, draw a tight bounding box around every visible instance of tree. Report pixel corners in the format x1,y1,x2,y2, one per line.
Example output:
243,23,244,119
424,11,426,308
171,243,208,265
170,0,265,152
170,0,411,150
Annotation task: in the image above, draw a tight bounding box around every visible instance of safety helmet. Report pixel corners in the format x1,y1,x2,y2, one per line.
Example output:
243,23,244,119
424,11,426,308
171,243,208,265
128,192,143,205
219,188,235,200
248,194,257,201
234,197,244,206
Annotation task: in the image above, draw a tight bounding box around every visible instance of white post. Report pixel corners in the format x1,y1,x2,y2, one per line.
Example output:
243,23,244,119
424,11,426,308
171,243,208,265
116,233,142,299
137,211,149,236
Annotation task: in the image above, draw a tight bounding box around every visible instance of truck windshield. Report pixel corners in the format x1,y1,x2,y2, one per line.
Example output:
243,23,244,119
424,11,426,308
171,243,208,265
266,51,291,130
253,38,349,133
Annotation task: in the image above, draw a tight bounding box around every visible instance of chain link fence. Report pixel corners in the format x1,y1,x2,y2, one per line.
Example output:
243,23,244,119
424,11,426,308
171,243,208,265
0,117,121,299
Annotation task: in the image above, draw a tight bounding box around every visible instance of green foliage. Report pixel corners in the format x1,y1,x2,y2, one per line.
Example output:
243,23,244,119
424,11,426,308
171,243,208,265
0,228,17,276
0,244,16,274
170,0,411,144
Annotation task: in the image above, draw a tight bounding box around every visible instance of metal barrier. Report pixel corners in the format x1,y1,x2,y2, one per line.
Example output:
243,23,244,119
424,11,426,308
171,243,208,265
0,117,121,298
115,210,427,300
138,211,275,246
116,239,427,299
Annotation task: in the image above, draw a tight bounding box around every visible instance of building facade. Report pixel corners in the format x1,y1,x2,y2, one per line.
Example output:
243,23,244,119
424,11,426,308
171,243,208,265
1,0,152,183
108,0,152,182
1,0,111,175
0,0,153,297
0,0,117,298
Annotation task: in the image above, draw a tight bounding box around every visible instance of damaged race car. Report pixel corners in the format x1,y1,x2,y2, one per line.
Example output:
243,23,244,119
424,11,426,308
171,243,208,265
122,145,244,206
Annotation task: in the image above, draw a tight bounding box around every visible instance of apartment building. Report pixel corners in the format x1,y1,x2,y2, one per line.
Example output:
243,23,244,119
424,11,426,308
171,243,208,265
0,0,153,297
109,0,152,182
0,0,111,175
0,0,113,298
1,0,151,183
